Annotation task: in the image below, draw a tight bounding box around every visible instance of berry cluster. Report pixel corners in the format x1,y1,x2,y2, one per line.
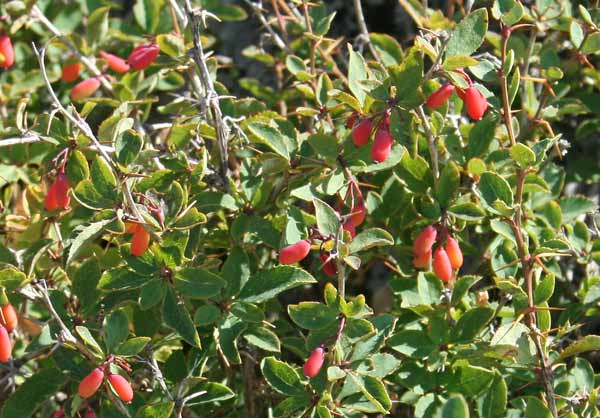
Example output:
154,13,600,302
425,71,488,120
413,225,463,283
350,113,394,163
78,357,134,403
0,289,17,363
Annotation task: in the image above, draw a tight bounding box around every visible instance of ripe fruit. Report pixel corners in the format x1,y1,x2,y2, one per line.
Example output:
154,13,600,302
131,225,151,257
350,201,366,227
45,173,70,211
303,345,326,378
70,77,101,101
351,119,373,147
0,304,18,332
426,83,455,109
346,112,358,129
413,250,431,269
343,219,356,238
108,374,134,403
52,410,67,418
61,62,81,82
100,51,130,73
320,253,337,277
463,85,488,120
125,222,139,234
433,246,453,283
445,236,463,270
413,226,437,257
78,367,104,398
0,35,15,68
0,325,11,362
128,43,159,70
279,240,311,264
371,126,393,163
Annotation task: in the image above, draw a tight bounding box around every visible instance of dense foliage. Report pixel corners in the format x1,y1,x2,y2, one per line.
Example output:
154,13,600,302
0,0,599,417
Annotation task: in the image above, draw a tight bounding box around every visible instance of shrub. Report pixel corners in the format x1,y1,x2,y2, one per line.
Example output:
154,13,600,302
0,0,598,417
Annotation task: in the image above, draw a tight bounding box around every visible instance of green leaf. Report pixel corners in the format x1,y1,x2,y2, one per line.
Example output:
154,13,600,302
75,326,104,355
388,330,436,358
477,372,507,418
173,268,226,299
115,130,143,166
524,397,553,418
313,198,340,237
135,402,174,418
66,149,89,184
260,357,305,396
0,267,27,292
559,196,597,222
86,6,109,47
446,9,489,57
186,381,235,405
442,395,469,418
243,327,281,352
570,21,584,48
451,275,482,305
66,219,113,265
90,156,117,198
307,133,338,160
222,246,251,298
467,116,499,158
348,45,368,107
370,33,403,65
479,172,514,208
0,368,65,418
582,32,600,54
458,364,495,396
247,122,290,160
389,47,424,104
115,337,151,356
239,266,317,303
557,335,600,361
72,258,101,313
133,0,162,32
217,314,246,364
443,55,479,70
156,33,185,58
348,374,391,414
98,268,148,290
104,309,129,351
288,302,338,330
436,162,460,207
451,307,495,343
534,273,555,304
163,288,201,348
448,202,486,220
510,143,536,168
194,304,222,326
349,228,394,253
73,179,114,210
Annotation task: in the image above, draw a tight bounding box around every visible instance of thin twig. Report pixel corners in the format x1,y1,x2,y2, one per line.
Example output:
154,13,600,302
0,135,41,147
353,0,382,64
416,106,439,181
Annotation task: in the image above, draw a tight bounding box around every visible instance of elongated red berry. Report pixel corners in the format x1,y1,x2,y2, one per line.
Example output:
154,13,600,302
44,181,59,211
371,126,393,163
352,119,373,147
445,236,463,270
0,35,15,68
108,374,134,403
100,51,130,73
413,226,437,257
78,367,104,398
303,345,326,378
426,83,455,109
413,250,431,269
463,85,488,120
343,219,356,238
131,226,151,257
70,77,101,101
125,222,139,234
0,325,11,362
54,173,70,209
0,304,18,332
279,240,311,264
351,201,366,227
320,253,337,277
128,43,159,70
433,246,453,283
61,62,81,82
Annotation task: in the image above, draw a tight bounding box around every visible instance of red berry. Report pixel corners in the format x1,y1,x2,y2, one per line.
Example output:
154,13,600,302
320,253,337,277
433,246,453,283
303,345,326,378
100,51,130,73
0,304,18,332
128,43,159,70
78,367,104,398
413,226,437,257
70,77,101,101
44,184,59,211
413,250,431,269
346,112,358,129
125,222,139,234
445,236,463,270
131,226,151,257
54,173,71,209
278,240,311,265
85,409,97,418
61,62,81,82
0,35,15,68
350,201,366,227
52,410,67,418
343,219,356,238
0,325,11,362
108,374,134,403
371,126,393,163
463,85,488,120
426,83,455,109
351,119,373,147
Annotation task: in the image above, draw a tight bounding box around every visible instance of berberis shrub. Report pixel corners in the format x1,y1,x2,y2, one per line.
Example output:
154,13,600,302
0,0,598,417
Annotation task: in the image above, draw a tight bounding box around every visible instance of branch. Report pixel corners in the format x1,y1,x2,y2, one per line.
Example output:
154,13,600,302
0,135,41,147
353,0,382,65
416,106,439,182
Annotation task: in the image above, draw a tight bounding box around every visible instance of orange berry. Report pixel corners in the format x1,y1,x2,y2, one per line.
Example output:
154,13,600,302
0,35,15,68
433,246,453,283
278,240,311,265
70,77,101,101
0,304,18,332
99,51,130,73
108,374,134,403
61,62,81,82
78,367,104,398
0,325,11,362
413,250,431,269
445,236,463,270
131,226,151,257
413,226,437,257
350,201,366,227
303,345,326,378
